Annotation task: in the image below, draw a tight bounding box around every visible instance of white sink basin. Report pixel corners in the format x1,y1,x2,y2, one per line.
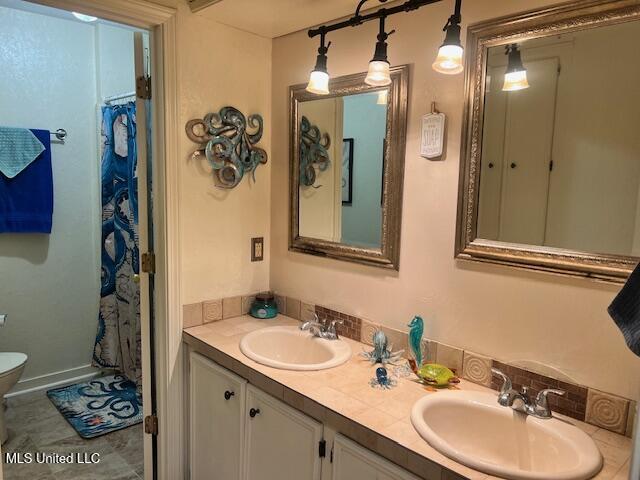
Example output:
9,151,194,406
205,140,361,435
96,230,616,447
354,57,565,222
410,391,602,480
240,326,352,371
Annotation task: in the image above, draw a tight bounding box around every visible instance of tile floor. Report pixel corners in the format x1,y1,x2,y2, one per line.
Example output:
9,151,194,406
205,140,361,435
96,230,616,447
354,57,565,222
2,390,143,479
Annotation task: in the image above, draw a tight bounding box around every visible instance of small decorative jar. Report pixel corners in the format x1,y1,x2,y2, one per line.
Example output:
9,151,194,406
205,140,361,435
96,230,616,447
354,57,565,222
250,292,278,319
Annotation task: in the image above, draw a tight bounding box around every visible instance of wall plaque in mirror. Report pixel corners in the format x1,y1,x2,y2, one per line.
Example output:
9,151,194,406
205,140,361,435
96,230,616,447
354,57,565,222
456,0,640,283
289,66,408,270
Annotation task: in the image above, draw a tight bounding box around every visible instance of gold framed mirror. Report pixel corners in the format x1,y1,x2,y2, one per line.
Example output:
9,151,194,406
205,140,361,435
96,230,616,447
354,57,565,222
456,0,640,283
289,66,408,270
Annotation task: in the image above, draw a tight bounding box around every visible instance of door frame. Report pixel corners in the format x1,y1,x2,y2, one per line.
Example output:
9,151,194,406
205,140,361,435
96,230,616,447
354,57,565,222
26,1,183,479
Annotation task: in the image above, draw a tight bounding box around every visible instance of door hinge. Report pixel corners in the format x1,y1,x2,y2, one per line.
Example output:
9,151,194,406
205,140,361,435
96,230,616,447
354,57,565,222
549,160,554,172
144,414,158,435
136,75,152,100
318,439,327,458
141,252,156,274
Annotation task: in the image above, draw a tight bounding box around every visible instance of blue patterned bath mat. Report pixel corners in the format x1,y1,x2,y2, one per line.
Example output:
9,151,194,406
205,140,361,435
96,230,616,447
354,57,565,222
47,374,142,439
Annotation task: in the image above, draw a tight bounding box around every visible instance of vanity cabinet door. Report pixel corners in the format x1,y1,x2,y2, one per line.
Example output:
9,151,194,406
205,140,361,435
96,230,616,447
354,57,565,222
244,385,323,480
189,352,247,480
332,434,421,480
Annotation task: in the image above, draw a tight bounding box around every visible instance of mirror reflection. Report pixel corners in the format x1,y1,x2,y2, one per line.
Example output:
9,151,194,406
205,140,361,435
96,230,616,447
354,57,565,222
298,90,388,249
477,20,640,256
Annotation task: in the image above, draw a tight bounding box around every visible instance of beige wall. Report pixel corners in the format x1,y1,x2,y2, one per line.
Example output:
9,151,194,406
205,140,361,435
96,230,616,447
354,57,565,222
176,2,272,305
299,98,343,242
270,0,640,400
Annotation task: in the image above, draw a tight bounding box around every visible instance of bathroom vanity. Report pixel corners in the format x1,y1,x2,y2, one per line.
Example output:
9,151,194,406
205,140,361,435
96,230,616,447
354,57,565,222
184,316,632,480
189,351,419,480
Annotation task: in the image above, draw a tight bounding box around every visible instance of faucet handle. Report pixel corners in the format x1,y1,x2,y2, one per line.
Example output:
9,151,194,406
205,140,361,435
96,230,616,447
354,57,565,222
536,388,565,405
327,319,343,335
491,368,512,394
535,388,565,418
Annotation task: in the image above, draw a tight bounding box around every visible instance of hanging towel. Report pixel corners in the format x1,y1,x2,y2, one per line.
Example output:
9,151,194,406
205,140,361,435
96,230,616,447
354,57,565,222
0,127,45,178
0,129,53,233
608,261,640,357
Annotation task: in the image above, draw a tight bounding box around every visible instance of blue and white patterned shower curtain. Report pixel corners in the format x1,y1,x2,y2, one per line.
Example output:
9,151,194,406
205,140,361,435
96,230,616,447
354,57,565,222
92,102,142,389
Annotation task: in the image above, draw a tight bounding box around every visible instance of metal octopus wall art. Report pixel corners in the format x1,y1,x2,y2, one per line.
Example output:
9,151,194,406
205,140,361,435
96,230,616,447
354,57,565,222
300,116,331,188
186,106,267,189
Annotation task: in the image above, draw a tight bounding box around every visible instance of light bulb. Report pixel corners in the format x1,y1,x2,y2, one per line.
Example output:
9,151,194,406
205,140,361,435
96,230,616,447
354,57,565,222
502,70,529,92
432,44,464,75
306,70,330,95
72,12,98,22
365,61,391,87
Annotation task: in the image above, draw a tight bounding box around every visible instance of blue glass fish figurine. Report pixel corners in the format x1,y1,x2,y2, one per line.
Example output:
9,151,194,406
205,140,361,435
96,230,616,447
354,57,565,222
408,316,424,367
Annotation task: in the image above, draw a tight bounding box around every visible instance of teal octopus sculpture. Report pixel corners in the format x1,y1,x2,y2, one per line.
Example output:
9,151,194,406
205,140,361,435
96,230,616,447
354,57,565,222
185,106,267,189
360,330,404,365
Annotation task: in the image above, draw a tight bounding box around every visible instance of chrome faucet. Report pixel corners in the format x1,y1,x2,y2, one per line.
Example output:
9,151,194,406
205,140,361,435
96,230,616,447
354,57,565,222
299,313,343,340
491,368,565,419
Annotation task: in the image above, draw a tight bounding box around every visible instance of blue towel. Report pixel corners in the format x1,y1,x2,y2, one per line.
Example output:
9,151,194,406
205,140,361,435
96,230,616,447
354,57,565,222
0,127,45,178
0,129,53,233
608,262,640,357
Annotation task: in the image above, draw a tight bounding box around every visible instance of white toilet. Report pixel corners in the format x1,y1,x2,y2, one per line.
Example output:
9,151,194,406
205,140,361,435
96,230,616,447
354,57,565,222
0,352,28,444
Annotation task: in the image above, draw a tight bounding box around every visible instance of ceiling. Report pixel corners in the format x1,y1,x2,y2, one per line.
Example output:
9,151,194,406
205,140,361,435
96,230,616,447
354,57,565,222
194,0,404,39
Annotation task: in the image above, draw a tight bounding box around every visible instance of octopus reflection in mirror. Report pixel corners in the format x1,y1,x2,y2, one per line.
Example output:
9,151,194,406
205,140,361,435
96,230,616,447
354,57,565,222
299,115,331,188
186,106,267,189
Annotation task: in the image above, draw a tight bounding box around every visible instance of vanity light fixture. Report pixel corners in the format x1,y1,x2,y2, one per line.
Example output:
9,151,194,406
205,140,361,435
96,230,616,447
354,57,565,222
502,44,530,92
306,31,332,95
72,12,98,22
306,0,464,94
432,0,464,75
365,17,395,86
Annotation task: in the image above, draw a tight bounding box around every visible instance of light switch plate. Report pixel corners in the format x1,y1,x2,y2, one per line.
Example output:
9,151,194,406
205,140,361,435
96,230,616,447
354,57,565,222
251,237,264,262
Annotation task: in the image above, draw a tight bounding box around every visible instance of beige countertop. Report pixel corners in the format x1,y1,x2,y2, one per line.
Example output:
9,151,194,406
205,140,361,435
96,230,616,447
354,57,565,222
183,315,633,480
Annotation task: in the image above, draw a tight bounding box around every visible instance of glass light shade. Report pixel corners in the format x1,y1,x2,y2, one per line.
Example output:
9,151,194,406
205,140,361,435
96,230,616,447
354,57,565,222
72,12,98,22
365,61,392,87
432,45,464,75
502,70,530,91
306,70,330,95
377,90,389,105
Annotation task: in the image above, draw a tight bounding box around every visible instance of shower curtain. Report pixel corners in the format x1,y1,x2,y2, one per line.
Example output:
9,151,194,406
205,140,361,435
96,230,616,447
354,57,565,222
92,102,142,389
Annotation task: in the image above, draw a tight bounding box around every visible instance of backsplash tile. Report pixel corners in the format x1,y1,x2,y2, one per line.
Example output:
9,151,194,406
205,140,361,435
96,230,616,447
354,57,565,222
360,320,380,346
285,297,301,320
625,401,636,438
183,302,203,328
420,339,438,364
241,295,256,315
380,326,408,359
436,343,464,374
203,299,222,323
300,302,316,322
586,389,630,435
222,296,242,319
315,306,361,341
462,351,492,387
275,294,286,314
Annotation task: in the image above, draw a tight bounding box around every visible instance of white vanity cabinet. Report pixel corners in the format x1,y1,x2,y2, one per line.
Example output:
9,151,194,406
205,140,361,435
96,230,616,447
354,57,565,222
244,385,323,480
189,352,247,480
189,352,422,480
330,434,421,480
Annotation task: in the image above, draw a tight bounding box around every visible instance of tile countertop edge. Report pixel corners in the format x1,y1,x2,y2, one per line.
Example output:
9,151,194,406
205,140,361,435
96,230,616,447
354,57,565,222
182,316,633,480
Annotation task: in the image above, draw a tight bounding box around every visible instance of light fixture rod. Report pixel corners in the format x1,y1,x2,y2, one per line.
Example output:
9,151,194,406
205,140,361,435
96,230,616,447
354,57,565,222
308,0,444,38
